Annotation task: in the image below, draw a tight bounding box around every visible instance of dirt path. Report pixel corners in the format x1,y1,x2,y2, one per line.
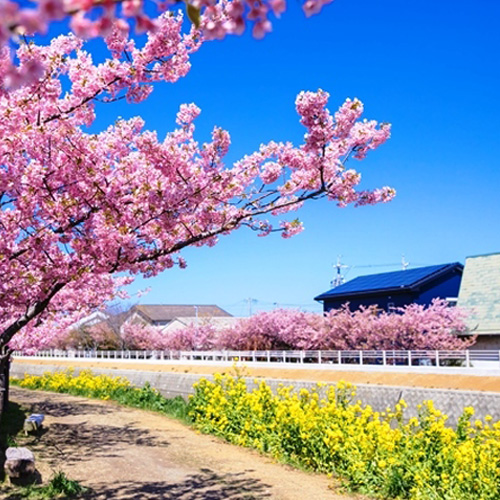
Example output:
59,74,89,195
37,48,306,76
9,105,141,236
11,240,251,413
4,387,358,500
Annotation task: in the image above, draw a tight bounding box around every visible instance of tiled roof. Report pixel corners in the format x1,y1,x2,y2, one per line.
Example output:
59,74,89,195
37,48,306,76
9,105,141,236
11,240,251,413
315,263,463,301
457,254,500,335
133,304,232,321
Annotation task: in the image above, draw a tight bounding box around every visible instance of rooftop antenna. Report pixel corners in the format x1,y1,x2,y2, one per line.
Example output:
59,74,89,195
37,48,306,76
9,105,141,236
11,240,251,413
331,255,348,288
401,254,410,270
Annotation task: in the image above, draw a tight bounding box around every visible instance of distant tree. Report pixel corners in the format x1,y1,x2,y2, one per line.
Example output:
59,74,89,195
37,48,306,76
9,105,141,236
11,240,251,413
158,300,473,351
318,300,474,351
152,322,220,350
120,322,165,350
52,303,135,350
54,322,121,350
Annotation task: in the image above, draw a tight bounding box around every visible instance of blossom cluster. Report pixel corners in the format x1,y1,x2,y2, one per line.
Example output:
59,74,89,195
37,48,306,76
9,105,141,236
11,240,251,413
0,0,333,53
7,274,133,353
189,374,500,499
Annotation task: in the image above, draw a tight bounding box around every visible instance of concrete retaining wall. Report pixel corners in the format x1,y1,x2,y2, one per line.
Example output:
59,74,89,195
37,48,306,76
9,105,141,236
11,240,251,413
11,362,500,425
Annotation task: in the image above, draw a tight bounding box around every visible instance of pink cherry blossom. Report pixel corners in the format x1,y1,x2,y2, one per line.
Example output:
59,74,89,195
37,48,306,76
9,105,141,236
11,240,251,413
252,19,272,39
269,0,286,17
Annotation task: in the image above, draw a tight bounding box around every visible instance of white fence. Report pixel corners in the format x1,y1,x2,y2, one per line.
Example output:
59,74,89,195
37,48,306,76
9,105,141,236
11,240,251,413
12,349,500,369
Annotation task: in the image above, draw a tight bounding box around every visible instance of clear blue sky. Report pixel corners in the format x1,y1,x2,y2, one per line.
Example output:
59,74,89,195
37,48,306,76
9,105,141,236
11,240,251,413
45,0,500,316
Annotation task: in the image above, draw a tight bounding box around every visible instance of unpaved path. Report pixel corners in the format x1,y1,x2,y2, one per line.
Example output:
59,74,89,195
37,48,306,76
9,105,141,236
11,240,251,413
4,387,360,500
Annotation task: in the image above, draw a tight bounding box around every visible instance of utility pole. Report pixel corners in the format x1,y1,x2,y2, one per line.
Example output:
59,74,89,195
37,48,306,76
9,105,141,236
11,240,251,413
246,297,257,316
194,305,199,329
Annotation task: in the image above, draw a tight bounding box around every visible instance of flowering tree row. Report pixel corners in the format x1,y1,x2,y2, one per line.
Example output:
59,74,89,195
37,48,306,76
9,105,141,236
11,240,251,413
63,299,474,351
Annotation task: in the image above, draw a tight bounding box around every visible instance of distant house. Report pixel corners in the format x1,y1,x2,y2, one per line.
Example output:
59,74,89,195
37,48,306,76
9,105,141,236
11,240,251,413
161,316,240,334
69,311,109,330
315,263,464,313
124,304,233,331
456,253,500,349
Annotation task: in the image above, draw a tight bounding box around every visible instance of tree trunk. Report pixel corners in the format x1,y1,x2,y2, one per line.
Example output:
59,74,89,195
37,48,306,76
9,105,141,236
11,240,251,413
0,349,11,418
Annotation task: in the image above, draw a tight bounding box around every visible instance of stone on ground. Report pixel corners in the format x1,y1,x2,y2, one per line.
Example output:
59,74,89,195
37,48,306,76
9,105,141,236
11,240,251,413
4,447,36,479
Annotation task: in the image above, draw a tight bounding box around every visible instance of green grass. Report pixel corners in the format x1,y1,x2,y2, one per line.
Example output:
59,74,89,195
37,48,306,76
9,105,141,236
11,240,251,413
1,471,86,499
10,376,190,423
36,471,86,498
109,382,190,421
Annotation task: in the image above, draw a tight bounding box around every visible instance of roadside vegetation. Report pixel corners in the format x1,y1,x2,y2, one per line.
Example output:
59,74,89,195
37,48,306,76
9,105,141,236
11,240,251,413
11,370,189,423
1,472,85,500
11,369,500,499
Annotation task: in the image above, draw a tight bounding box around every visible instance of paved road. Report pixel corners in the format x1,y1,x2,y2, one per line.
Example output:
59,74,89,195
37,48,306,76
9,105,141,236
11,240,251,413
3,387,355,500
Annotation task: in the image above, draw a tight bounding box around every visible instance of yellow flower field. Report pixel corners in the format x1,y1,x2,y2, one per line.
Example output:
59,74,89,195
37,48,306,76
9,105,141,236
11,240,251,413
188,374,500,499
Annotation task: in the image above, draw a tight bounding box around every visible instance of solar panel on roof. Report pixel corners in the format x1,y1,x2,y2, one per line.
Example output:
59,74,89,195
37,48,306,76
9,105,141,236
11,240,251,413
315,263,458,299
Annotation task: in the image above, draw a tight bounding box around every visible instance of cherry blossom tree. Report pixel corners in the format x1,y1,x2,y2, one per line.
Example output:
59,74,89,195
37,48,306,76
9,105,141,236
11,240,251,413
156,300,473,351
54,319,122,350
0,13,394,412
216,308,321,350
120,322,167,350
318,300,473,351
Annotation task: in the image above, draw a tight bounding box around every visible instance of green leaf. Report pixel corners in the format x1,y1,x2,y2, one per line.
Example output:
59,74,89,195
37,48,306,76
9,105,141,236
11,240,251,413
186,3,201,28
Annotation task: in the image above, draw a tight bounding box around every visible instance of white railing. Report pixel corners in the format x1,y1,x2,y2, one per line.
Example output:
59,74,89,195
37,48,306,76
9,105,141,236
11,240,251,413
11,349,500,368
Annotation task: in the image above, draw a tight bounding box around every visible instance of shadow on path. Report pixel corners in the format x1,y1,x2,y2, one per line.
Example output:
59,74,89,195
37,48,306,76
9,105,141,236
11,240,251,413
84,468,272,499
12,389,116,417
6,388,336,500
28,422,171,467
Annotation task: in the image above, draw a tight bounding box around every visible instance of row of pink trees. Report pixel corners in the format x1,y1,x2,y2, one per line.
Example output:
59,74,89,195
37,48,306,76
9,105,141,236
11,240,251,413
80,299,473,352
0,5,394,413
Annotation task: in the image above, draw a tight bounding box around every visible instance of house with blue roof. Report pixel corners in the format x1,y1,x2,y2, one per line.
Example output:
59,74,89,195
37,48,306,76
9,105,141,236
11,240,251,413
314,263,464,313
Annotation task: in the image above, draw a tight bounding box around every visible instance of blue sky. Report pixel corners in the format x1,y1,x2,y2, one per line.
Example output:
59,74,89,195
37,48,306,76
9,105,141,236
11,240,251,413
40,0,500,316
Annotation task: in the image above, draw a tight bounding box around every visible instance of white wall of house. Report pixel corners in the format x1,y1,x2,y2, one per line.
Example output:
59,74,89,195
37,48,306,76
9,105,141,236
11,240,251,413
160,317,240,334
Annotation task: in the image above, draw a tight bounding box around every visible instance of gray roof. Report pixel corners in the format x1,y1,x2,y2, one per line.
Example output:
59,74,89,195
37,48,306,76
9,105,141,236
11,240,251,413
133,304,232,322
457,253,500,335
